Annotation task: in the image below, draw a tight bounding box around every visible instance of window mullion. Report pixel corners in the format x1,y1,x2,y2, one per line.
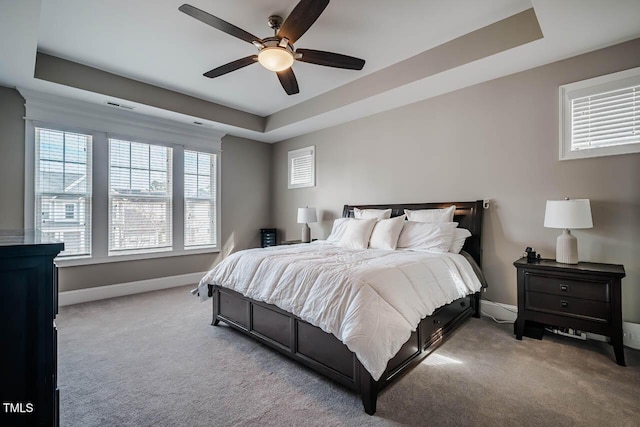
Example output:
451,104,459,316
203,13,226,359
173,146,185,251
92,132,109,259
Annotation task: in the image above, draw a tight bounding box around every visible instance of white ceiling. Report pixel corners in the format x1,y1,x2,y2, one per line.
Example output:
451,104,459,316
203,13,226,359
2,0,640,143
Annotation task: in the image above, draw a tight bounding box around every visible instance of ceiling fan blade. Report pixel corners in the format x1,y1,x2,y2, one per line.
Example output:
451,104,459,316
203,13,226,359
278,0,329,45
203,56,258,78
296,49,365,70
179,4,262,45
276,68,299,95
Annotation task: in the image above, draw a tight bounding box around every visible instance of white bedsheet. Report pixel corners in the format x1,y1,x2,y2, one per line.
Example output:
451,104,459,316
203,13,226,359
198,242,482,380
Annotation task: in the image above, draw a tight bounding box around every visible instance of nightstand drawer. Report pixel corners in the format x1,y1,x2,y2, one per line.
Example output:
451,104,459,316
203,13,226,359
525,273,609,302
525,292,609,322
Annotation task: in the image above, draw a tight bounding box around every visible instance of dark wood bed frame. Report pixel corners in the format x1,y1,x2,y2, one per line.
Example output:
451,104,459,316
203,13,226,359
208,201,484,415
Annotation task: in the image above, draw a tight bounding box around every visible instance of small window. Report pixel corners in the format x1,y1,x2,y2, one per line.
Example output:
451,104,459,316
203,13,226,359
64,204,75,219
559,66,640,160
288,146,315,189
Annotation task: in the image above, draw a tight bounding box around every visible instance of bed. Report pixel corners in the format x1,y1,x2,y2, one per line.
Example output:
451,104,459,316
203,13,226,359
200,201,485,415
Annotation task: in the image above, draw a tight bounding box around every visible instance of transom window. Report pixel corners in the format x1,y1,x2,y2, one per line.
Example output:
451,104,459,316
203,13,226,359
559,66,640,160
288,146,315,189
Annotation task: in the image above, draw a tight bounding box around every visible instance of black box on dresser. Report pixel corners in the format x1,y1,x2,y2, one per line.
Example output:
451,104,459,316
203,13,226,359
0,230,63,426
260,228,277,248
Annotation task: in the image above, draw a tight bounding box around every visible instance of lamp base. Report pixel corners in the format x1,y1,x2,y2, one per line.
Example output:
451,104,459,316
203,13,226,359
301,223,311,243
556,229,578,264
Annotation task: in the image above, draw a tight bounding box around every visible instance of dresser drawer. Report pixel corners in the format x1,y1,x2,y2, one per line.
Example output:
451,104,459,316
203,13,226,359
525,273,609,302
525,292,609,322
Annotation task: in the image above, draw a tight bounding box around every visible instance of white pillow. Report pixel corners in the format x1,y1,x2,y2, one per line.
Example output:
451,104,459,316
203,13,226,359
404,205,455,223
369,215,406,250
449,228,472,253
397,221,458,253
353,207,392,220
338,218,377,249
326,218,352,243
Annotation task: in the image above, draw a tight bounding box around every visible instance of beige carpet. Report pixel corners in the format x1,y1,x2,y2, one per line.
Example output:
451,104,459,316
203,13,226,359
57,285,640,426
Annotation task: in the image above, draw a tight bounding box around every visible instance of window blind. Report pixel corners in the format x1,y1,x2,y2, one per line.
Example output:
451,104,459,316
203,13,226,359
288,146,315,189
108,139,173,254
35,128,92,257
571,85,639,151
184,151,217,248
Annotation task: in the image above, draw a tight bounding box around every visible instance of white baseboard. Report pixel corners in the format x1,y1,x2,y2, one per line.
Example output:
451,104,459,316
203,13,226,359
58,271,207,307
480,299,640,350
480,300,518,322
623,321,640,350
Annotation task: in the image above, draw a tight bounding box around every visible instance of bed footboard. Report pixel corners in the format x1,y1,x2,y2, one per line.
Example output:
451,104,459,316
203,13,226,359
208,284,479,415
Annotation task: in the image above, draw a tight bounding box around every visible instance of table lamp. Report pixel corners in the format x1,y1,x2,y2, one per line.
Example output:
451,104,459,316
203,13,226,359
297,207,317,243
544,198,593,264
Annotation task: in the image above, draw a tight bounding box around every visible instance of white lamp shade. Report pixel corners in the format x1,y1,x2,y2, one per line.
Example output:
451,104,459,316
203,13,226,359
297,207,317,224
258,47,294,72
544,199,593,229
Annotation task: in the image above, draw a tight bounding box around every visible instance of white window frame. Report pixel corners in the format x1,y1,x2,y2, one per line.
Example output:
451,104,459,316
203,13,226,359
32,125,93,258
559,66,640,160
21,89,224,267
108,138,174,256
288,145,315,189
184,150,218,249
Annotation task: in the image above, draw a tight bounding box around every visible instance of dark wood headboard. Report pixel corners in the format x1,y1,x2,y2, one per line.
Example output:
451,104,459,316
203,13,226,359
342,201,484,267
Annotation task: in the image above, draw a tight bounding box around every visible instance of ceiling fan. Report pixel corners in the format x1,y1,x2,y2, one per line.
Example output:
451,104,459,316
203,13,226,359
179,0,366,95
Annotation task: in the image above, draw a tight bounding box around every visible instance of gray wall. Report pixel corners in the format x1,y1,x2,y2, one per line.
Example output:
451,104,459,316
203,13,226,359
271,38,640,323
0,87,272,291
0,85,25,228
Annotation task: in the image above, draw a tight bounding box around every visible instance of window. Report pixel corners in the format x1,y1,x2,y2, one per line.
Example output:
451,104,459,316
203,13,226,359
184,151,217,248
64,204,75,219
109,139,173,254
23,89,223,266
34,128,92,257
559,66,640,160
288,146,315,189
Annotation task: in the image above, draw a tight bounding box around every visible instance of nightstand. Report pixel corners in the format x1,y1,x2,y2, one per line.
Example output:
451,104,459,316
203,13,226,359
513,257,626,366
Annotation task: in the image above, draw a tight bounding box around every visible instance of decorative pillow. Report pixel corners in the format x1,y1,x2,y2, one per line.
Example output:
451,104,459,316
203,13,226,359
326,218,352,243
353,207,392,220
338,218,377,249
397,221,458,253
449,228,472,253
369,215,406,250
404,205,456,223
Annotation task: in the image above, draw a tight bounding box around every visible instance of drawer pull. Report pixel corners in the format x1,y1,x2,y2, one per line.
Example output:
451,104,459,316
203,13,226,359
433,319,441,325
560,300,569,308
460,301,466,307
560,284,569,292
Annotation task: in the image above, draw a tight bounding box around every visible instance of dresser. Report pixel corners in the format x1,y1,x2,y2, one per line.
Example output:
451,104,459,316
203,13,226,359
0,230,64,426
513,257,626,366
260,228,277,248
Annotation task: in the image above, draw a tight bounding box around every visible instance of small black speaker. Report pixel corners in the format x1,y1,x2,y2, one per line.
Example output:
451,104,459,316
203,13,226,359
260,228,277,248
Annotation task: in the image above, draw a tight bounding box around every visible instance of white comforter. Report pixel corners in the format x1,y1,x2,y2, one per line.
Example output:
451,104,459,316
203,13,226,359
198,242,482,380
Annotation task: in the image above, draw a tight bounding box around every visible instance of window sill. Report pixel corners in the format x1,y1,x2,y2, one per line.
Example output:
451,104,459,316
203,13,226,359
54,246,220,267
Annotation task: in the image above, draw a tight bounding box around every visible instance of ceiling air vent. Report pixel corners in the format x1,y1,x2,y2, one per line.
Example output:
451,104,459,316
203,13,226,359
193,121,215,128
105,101,135,110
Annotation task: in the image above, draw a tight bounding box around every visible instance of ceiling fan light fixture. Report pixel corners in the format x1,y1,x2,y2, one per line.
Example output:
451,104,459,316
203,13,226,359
258,47,294,72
